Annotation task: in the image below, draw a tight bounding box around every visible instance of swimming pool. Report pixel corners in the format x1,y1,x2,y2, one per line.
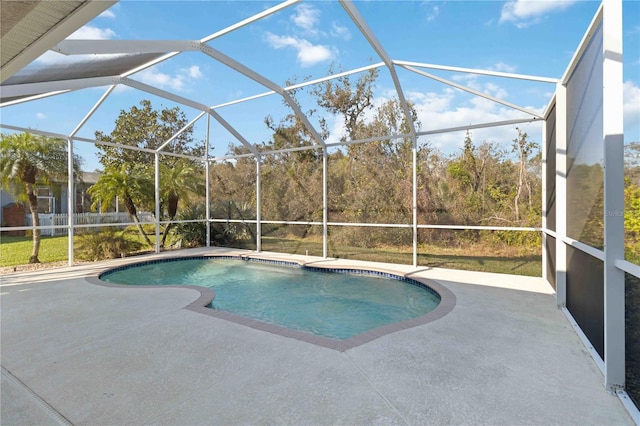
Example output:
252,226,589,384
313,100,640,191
98,256,454,346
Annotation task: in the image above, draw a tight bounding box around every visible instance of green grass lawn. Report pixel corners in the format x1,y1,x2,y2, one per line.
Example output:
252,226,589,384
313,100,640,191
259,236,542,277
0,232,158,268
1,233,541,276
1,235,70,266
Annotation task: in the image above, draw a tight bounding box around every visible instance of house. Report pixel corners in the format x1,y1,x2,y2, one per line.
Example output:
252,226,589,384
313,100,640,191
0,171,102,226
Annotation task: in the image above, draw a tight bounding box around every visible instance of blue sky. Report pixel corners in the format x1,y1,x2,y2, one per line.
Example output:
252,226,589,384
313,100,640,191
1,0,639,172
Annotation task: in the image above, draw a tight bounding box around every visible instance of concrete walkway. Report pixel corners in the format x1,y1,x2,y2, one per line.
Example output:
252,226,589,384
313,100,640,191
1,248,632,425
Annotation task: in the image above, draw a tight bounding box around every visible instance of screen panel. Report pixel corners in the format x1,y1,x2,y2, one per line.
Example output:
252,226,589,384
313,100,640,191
545,104,557,232
566,244,604,359
546,235,557,290
626,272,640,407
565,22,604,249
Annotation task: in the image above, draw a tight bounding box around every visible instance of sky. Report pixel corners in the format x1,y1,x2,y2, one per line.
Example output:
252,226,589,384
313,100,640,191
1,0,639,172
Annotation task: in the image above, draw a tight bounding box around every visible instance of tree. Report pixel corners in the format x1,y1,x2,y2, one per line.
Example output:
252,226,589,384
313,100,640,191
512,128,537,222
446,132,489,224
311,66,378,141
95,100,201,170
625,177,640,263
160,160,204,247
337,99,418,227
87,164,154,247
626,142,640,170
209,153,259,244
261,104,324,226
0,132,81,263
93,100,208,248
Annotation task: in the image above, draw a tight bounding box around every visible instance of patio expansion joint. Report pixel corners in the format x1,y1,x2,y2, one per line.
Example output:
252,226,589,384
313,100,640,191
342,352,411,425
1,366,73,426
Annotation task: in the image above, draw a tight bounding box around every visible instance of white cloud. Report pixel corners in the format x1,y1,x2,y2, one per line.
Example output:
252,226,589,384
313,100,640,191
296,42,333,67
99,9,116,19
500,0,577,28
315,74,638,152
35,23,116,64
34,51,69,65
226,90,244,101
489,62,517,73
186,65,203,79
450,74,509,100
325,116,347,146
624,80,640,136
331,23,351,40
484,82,508,99
138,69,185,91
624,80,640,113
137,65,203,92
407,86,545,151
68,25,116,40
291,4,320,35
406,88,456,113
36,113,47,120
265,33,333,67
322,83,545,151
265,4,348,67
426,5,440,22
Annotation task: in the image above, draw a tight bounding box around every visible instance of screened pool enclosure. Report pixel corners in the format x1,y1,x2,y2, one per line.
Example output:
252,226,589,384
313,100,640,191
0,0,638,417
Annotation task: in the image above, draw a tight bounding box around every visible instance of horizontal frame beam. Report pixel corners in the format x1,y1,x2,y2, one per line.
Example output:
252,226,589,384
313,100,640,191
52,40,200,55
1,76,118,99
401,65,544,119
394,60,558,83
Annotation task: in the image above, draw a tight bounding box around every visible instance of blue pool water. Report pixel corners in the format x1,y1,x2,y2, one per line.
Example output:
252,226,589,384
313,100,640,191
101,258,441,339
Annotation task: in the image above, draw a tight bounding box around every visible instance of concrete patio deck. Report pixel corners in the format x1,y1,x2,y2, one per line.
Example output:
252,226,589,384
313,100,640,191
0,248,633,425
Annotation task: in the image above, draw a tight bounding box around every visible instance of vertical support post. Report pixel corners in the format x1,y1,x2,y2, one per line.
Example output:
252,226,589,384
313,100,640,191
602,0,625,392
256,154,262,253
205,114,211,247
541,118,548,282
555,83,568,308
205,159,211,247
412,135,418,268
555,83,567,308
154,152,161,254
323,148,328,259
67,138,74,266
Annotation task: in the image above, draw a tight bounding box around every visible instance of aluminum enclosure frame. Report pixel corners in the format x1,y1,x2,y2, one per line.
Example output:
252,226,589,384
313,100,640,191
0,0,636,417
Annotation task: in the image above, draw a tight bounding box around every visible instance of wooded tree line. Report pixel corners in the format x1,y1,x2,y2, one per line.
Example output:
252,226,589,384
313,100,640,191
2,69,639,263
211,68,543,250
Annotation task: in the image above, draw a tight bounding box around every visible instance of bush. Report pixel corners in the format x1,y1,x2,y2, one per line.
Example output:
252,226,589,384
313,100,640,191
489,229,541,248
326,225,411,249
173,204,208,247
173,203,254,247
75,229,143,261
123,223,156,235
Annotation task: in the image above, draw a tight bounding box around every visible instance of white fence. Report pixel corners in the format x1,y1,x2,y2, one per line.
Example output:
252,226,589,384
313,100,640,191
24,212,155,236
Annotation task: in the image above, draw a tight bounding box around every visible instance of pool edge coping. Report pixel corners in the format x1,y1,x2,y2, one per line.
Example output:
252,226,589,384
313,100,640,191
85,253,457,352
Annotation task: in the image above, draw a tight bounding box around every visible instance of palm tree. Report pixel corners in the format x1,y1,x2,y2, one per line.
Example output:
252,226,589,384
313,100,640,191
0,132,80,263
160,160,204,247
88,164,154,247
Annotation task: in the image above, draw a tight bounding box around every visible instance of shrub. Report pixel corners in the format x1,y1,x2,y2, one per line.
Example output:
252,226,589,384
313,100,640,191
75,229,143,261
489,229,541,248
123,223,156,236
173,203,253,247
173,204,208,247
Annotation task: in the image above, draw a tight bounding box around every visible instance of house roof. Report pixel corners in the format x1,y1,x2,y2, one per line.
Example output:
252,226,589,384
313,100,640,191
79,171,101,185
